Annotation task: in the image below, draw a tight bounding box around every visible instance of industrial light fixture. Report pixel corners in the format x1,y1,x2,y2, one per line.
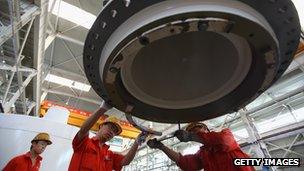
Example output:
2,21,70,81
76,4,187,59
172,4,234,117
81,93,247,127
45,74,91,92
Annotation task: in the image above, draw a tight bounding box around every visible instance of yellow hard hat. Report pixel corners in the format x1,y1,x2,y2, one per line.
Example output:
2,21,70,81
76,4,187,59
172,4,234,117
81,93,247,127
99,116,122,135
31,132,52,145
185,122,209,132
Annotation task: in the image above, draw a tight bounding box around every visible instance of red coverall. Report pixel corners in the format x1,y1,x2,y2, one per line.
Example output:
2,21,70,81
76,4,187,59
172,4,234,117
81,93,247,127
68,134,124,171
177,128,255,171
3,152,42,171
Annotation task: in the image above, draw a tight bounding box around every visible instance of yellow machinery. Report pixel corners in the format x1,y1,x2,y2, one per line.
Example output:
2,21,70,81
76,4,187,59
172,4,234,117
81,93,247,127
40,100,141,139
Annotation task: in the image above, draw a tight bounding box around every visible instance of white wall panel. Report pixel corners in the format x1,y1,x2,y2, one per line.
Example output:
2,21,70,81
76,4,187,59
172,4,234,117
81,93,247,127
0,114,80,171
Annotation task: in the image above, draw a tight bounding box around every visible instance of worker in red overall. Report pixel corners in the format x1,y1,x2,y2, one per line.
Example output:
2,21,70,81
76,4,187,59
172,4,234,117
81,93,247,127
147,122,255,171
3,132,52,171
68,102,147,171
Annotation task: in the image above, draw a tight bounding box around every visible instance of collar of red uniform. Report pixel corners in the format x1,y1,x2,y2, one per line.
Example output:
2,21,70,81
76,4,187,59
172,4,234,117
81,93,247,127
25,151,42,160
92,136,110,149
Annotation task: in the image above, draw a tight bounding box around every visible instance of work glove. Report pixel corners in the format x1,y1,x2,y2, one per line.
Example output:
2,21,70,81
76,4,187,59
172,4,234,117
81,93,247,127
147,138,164,149
174,130,193,142
135,132,148,146
100,101,111,111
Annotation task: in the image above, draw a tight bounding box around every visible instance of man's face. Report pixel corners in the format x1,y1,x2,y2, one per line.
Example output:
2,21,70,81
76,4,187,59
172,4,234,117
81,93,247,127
190,126,209,134
97,124,116,142
32,141,48,154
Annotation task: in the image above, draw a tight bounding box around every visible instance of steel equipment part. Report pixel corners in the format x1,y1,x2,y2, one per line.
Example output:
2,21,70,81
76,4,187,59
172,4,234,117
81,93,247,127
83,0,301,123
126,114,162,136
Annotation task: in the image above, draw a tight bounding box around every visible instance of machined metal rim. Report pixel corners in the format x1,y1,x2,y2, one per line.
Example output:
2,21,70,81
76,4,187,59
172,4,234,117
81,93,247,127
83,0,300,123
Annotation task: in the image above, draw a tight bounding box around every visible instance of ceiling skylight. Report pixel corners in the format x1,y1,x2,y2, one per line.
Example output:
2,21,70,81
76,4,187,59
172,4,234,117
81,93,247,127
48,0,96,29
45,74,91,92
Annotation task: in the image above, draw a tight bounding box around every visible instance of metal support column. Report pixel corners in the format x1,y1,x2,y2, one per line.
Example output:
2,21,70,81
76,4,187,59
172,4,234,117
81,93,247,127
33,0,49,116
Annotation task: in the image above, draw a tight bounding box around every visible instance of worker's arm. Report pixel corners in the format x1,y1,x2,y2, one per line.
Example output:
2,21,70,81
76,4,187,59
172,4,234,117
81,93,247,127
121,141,138,166
147,138,203,170
159,144,180,162
121,132,148,166
77,101,111,141
175,129,239,151
147,138,180,162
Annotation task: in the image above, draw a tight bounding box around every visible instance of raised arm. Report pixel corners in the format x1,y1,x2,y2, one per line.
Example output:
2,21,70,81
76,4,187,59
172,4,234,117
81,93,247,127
147,138,203,170
77,102,111,141
121,132,148,166
147,138,180,162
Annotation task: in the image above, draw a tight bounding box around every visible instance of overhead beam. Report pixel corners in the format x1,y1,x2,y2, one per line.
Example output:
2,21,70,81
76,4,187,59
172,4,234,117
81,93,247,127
0,63,37,73
45,29,84,49
57,32,84,46
46,66,88,81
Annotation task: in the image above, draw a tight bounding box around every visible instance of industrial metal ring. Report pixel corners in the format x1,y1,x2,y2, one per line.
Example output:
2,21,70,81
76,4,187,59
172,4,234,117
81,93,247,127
83,0,300,123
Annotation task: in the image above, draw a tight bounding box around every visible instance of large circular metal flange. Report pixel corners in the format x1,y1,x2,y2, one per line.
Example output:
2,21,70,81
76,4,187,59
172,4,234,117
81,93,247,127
83,0,301,123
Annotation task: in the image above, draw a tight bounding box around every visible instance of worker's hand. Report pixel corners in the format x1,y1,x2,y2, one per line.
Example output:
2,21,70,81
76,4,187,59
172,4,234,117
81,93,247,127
147,138,164,149
135,132,148,146
100,101,111,111
174,130,192,142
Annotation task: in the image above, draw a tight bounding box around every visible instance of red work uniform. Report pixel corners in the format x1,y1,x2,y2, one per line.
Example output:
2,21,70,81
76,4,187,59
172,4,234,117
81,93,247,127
177,128,254,171
3,152,42,171
68,134,125,171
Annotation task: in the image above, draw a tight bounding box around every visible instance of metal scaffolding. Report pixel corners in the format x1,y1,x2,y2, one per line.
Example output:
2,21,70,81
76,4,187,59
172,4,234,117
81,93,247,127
0,0,39,114
0,0,48,115
0,1,39,46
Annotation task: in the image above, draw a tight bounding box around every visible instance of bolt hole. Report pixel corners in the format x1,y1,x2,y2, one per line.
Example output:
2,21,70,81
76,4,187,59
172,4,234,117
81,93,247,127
124,0,130,7
94,33,99,40
90,45,95,50
87,55,93,60
111,10,117,18
288,17,294,22
101,22,107,28
139,36,150,46
278,6,288,13
109,67,119,73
